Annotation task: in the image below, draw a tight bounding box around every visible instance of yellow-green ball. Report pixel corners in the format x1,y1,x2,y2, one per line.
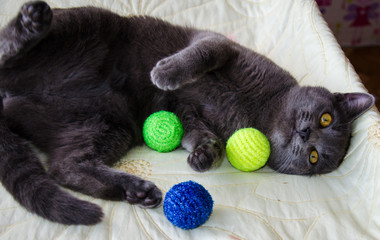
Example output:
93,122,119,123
226,128,270,172
143,111,183,153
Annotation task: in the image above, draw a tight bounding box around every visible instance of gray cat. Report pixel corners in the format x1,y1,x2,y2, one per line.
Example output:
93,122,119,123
0,1,374,225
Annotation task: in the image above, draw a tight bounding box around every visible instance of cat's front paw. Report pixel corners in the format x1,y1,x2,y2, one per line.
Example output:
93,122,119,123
150,56,194,91
19,1,52,34
187,139,223,172
125,178,162,208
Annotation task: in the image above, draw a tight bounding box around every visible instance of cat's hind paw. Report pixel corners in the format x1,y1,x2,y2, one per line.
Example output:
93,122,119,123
19,1,52,34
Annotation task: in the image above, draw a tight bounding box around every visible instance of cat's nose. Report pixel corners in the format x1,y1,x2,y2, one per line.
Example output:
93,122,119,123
298,127,310,142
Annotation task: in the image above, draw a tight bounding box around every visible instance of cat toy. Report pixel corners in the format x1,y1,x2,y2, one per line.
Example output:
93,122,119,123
226,128,270,172
163,181,214,230
143,111,184,152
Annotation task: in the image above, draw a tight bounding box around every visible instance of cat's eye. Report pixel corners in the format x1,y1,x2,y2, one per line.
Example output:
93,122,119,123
320,113,332,127
309,150,318,164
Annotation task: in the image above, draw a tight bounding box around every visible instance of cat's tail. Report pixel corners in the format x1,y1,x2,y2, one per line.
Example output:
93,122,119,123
0,107,103,225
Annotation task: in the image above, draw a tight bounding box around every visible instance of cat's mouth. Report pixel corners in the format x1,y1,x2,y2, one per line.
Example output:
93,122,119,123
283,126,297,147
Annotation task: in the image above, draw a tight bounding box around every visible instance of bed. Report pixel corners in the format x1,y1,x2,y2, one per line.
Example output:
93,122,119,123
1,0,379,239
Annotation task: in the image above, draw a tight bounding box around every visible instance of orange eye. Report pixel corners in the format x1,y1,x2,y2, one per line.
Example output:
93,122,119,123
320,113,332,127
309,150,318,164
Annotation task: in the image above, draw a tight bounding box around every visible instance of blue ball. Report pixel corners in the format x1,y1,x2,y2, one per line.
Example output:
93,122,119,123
163,181,214,230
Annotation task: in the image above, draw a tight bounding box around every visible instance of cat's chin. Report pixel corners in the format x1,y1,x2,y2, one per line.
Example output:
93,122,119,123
266,151,308,175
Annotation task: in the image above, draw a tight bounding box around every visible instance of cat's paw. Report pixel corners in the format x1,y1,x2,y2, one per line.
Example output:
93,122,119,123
150,56,195,91
187,139,223,172
125,178,162,208
19,1,52,34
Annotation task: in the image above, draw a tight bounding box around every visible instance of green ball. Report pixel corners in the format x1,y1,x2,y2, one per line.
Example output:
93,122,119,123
143,111,184,152
226,128,270,172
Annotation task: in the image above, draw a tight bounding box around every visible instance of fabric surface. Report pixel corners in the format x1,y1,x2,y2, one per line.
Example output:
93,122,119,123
316,0,380,46
0,0,379,239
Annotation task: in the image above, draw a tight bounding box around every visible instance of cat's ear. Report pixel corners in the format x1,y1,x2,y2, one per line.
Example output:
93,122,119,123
334,92,375,123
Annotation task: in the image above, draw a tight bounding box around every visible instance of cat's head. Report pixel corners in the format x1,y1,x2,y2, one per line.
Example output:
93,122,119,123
267,86,375,175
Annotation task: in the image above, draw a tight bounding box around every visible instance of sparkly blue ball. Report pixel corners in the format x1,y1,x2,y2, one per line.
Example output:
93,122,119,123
163,181,214,230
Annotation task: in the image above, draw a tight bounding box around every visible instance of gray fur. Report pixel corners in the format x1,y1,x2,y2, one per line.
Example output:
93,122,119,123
0,1,374,225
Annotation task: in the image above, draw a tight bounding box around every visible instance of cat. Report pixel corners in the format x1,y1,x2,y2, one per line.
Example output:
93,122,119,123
0,1,374,225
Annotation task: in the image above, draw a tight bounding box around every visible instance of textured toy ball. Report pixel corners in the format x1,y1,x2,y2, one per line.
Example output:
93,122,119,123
163,181,214,230
226,128,270,172
143,111,184,152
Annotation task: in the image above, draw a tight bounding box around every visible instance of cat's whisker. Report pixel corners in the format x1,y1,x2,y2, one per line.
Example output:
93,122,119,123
0,0,374,224
277,154,294,174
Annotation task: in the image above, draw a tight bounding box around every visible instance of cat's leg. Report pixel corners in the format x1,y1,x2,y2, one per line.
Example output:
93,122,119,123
48,122,162,208
51,161,162,208
150,32,236,90
180,110,224,172
0,1,52,67
4,96,162,207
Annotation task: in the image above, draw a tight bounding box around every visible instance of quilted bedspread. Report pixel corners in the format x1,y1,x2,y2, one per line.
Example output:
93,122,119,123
1,0,380,239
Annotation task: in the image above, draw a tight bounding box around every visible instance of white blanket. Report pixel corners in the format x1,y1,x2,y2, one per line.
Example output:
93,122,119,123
0,0,379,239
